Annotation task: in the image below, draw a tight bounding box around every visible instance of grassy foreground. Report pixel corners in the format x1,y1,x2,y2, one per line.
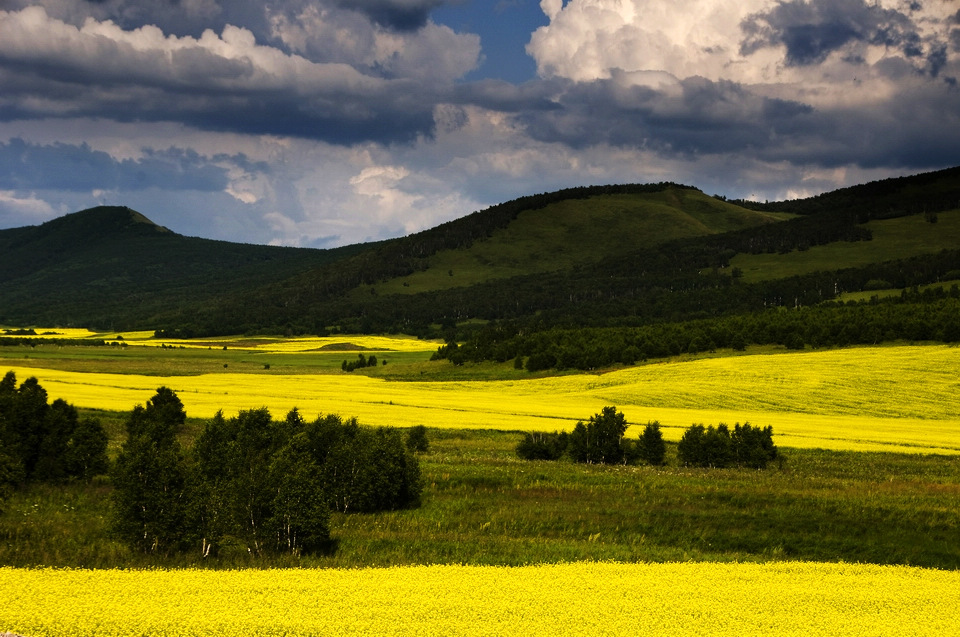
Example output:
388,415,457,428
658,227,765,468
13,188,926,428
2,428,959,569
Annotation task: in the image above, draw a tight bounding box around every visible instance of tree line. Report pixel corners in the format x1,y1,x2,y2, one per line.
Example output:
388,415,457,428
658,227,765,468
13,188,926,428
517,407,779,470
434,290,960,372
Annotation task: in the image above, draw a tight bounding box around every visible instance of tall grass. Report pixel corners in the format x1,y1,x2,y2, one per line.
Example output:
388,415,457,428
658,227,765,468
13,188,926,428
2,428,958,569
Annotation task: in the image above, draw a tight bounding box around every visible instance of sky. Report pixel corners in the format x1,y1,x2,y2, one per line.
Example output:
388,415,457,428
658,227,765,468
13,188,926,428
0,0,959,248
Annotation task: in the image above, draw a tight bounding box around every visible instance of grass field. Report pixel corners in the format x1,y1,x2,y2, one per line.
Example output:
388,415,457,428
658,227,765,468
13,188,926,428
732,208,960,282
4,428,959,569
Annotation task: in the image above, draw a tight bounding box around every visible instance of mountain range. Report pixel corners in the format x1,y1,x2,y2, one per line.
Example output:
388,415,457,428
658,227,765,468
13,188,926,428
2,167,960,339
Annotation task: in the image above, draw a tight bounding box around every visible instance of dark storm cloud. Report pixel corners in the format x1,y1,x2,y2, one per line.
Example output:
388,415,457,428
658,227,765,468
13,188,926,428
1,0,958,234
0,7,444,145
0,138,230,192
521,75,814,157
333,0,446,31
518,72,960,171
740,0,935,68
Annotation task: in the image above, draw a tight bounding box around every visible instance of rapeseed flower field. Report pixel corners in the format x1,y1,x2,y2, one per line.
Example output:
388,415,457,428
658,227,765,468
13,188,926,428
2,562,958,636
1,326,441,352
113,333,442,352
5,343,960,454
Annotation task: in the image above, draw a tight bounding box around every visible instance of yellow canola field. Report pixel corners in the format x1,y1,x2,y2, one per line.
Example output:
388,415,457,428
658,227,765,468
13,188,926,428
119,333,442,352
3,562,959,637
1,326,441,352
0,327,102,339
6,344,960,454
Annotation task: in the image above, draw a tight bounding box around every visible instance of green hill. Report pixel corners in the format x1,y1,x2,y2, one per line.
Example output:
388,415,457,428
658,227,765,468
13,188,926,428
365,188,790,296
2,169,960,336
0,206,365,330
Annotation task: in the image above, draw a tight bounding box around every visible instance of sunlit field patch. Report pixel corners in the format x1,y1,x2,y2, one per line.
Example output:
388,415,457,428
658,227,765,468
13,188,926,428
134,334,441,353
1,326,441,353
0,326,102,339
108,332,442,352
4,344,960,454
2,562,958,636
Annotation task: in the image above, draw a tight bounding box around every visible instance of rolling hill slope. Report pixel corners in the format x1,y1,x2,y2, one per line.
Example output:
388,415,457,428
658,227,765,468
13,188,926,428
364,187,790,296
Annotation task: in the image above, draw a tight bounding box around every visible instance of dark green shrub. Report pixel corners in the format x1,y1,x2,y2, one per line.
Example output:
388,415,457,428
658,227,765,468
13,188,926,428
679,422,779,469
732,423,779,469
516,431,568,460
567,406,630,465
406,425,430,453
341,353,379,372
637,421,666,466
678,423,734,468
0,371,109,484
525,351,557,372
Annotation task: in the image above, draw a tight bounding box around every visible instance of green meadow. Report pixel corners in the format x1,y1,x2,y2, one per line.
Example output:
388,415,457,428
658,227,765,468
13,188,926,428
1,333,959,570
732,207,960,282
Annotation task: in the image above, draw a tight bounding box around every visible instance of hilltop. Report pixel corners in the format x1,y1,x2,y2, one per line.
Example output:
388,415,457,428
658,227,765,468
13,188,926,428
0,206,367,330
1,168,960,336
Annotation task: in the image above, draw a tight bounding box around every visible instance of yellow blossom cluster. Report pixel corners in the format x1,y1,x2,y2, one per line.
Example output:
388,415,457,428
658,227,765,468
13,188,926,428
2,562,958,636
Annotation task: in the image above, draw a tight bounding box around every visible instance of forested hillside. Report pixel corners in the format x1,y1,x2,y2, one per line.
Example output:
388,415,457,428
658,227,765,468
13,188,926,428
0,206,368,330
2,168,960,347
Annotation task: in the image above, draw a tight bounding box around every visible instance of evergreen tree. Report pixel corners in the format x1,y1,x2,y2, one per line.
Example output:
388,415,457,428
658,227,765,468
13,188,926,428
678,422,779,469
732,423,779,469
637,421,667,466
567,406,630,464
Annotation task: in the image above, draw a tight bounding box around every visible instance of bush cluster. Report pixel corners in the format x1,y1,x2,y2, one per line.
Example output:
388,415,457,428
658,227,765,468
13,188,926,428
517,407,778,470
112,388,422,558
677,423,778,469
341,353,382,372
516,407,666,466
